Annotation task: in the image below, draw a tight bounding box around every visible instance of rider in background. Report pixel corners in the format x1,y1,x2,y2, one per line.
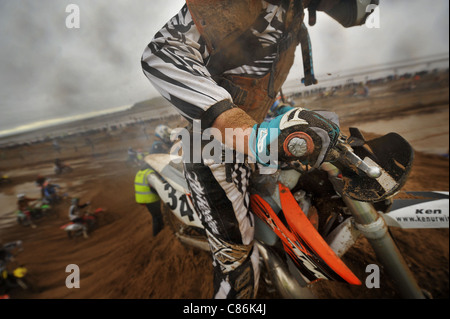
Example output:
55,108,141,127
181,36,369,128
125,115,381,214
15,194,38,228
127,147,139,165
35,174,47,198
0,240,23,268
149,124,173,155
68,198,90,224
68,198,91,238
43,180,61,204
142,0,379,299
0,240,23,296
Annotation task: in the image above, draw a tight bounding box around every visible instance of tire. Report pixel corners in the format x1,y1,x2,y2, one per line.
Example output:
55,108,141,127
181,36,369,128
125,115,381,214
161,202,209,251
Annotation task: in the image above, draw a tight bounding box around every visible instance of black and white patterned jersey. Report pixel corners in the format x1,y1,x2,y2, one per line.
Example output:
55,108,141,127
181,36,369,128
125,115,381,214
141,1,289,128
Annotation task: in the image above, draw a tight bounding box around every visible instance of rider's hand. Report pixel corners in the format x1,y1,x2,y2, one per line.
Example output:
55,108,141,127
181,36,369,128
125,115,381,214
249,108,340,168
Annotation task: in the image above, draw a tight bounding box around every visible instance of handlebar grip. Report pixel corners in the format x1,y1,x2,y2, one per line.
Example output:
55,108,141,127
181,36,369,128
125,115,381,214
341,149,381,178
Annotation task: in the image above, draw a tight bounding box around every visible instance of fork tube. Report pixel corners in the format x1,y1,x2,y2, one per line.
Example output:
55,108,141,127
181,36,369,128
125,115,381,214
342,197,425,299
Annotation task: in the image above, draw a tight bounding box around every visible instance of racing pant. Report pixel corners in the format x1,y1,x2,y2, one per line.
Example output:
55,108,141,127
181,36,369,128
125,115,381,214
183,136,259,299
145,202,164,237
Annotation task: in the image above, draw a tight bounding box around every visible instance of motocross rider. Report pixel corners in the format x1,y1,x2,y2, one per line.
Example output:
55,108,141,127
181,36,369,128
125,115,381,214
68,198,91,238
16,193,38,228
141,0,379,299
35,174,47,199
149,124,173,154
42,180,61,204
127,147,140,165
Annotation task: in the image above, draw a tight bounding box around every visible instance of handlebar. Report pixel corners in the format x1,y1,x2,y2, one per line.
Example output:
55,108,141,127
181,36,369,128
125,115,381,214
334,137,381,179
286,134,381,179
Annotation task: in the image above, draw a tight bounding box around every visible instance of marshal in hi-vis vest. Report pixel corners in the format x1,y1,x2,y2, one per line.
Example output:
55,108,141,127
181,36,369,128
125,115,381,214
186,0,307,122
135,169,160,204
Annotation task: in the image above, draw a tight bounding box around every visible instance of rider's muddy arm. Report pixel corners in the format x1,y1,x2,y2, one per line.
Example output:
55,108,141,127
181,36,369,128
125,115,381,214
211,107,257,156
141,6,232,127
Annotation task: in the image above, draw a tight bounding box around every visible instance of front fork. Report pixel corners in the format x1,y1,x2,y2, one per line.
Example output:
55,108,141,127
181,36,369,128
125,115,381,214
322,163,426,299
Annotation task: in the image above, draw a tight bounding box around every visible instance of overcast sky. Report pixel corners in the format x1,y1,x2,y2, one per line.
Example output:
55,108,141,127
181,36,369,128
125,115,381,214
0,0,448,136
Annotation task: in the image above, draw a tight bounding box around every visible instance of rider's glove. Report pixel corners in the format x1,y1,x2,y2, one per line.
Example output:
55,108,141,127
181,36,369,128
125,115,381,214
249,108,340,168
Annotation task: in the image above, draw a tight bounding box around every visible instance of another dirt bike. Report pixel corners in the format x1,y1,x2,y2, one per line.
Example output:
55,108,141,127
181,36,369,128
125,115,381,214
60,207,105,239
15,200,57,226
0,265,30,294
145,127,448,299
0,240,36,296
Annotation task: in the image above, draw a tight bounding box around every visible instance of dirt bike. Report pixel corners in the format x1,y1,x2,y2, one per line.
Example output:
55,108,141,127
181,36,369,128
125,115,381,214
0,265,30,294
144,127,449,299
15,200,57,226
60,207,105,239
0,240,36,296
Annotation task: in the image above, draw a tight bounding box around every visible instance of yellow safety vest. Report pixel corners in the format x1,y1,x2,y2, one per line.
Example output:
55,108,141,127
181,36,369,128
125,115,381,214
134,169,160,204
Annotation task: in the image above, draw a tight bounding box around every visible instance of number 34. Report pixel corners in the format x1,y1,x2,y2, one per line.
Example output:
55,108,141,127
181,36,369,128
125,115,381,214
164,183,194,222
